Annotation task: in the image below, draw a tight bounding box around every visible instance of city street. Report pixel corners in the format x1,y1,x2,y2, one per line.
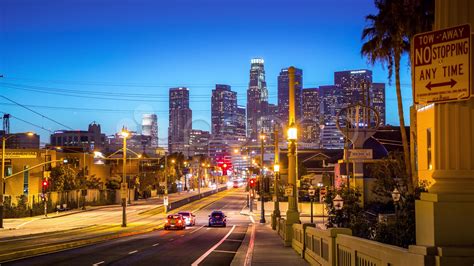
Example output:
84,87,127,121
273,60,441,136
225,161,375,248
3,189,251,266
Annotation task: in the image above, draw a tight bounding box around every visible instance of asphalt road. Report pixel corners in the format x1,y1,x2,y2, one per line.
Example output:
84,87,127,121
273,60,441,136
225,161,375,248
6,189,251,266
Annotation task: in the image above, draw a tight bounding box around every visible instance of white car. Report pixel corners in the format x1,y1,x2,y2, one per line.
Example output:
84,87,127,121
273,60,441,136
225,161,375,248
178,211,196,226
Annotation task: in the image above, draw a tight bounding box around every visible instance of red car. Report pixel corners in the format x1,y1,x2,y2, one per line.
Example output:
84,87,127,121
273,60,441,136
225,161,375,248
164,214,186,230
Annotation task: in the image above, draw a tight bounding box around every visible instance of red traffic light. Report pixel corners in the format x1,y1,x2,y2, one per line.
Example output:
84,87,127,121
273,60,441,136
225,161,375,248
249,178,256,188
42,179,49,187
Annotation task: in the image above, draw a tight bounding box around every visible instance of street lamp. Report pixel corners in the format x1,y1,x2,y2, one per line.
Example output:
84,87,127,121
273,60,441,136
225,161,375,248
308,185,316,224
1,132,34,228
120,128,129,227
183,161,188,192
272,164,281,228
285,123,300,227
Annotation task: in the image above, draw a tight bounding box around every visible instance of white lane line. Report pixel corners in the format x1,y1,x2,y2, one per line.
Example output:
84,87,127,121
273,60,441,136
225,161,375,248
191,225,236,266
152,243,160,247
206,228,211,230
128,250,138,255
244,224,256,266
213,249,237,254
249,215,255,224
169,238,174,241
190,225,204,234
15,218,40,229
92,261,105,266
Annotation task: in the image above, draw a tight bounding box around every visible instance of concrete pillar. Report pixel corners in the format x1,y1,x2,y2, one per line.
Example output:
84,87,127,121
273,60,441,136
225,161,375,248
414,1,474,264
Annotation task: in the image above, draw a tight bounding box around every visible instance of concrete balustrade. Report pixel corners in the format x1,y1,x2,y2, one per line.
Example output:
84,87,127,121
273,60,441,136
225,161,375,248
277,225,431,266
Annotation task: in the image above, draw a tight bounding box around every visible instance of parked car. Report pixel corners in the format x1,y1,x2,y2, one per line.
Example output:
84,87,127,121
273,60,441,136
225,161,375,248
208,210,227,227
164,214,186,230
178,211,196,226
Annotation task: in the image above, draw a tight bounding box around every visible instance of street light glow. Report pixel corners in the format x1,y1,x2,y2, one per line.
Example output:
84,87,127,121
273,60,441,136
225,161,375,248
273,164,280,172
120,129,129,138
287,126,297,140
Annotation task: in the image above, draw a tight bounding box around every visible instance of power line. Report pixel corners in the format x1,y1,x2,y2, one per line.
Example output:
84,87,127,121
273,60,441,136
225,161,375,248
0,111,53,133
1,95,74,130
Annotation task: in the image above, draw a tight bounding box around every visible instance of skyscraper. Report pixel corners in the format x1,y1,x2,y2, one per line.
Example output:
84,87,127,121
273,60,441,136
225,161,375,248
168,87,192,155
371,83,386,125
319,85,344,149
301,88,320,146
334,69,373,107
211,84,237,137
246,58,268,140
278,67,303,125
142,114,158,147
189,129,210,156
235,106,246,138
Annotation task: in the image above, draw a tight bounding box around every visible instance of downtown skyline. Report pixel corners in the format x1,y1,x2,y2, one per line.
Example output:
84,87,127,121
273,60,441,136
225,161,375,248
0,0,413,144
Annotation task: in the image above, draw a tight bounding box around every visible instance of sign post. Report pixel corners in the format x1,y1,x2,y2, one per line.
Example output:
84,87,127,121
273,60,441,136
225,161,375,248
413,24,471,104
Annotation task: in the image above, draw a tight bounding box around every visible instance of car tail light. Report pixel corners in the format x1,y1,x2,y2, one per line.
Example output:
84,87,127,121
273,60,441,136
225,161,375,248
166,219,170,223
178,220,182,224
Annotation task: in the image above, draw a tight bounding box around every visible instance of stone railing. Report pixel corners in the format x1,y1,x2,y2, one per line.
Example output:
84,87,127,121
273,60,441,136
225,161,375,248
336,234,426,266
304,227,352,266
277,217,286,240
278,225,429,266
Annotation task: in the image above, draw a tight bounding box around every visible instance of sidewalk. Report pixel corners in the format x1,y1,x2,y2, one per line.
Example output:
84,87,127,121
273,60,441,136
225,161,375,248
233,207,308,266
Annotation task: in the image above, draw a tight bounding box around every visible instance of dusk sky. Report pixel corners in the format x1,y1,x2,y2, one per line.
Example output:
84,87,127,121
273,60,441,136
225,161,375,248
0,0,413,145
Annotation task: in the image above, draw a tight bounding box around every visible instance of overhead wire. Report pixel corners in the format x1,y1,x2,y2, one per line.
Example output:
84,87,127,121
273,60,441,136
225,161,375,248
0,111,53,133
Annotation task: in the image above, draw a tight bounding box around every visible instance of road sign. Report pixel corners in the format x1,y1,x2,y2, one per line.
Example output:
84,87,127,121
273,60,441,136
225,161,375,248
347,149,373,161
284,186,293,197
413,24,470,104
163,196,169,206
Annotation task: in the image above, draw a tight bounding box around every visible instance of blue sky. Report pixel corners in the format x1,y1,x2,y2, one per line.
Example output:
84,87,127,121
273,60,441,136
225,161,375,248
0,0,413,145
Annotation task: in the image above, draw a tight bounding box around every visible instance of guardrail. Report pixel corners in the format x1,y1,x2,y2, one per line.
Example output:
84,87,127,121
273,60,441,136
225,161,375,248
280,225,428,266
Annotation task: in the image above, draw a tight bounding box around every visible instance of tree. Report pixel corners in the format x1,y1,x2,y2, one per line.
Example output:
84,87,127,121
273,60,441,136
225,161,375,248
50,165,79,192
361,0,434,191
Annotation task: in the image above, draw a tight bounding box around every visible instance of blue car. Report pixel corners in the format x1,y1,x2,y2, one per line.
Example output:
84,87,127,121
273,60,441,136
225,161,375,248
208,211,227,227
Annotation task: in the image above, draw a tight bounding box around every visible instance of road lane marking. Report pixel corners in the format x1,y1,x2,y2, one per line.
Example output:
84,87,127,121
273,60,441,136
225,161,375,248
225,239,243,242
128,250,138,254
190,225,204,234
213,249,237,254
169,238,174,241
244,224,256,266
206,228,211,230
152,243,160,247
249,215,255,224
191,225,236,266
15,218,40,229
92,261,105,266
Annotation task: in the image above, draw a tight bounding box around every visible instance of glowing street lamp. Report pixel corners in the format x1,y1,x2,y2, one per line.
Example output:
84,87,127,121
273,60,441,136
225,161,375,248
287,126,297,141
333,194,344,210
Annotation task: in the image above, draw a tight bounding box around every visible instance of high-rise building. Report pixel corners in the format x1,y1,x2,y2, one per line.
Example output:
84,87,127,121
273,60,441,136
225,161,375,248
319,85,344,149
189,129,210,156
168,87,192,155
235,106,246,138
278,67,303,125
371,83,386,125
142,114,158,147
246,58,268,141
334,69,373,107
301,88,321,146
211,84,238,137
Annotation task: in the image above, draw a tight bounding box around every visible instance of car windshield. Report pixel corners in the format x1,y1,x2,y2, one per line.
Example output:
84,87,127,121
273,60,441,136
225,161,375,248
178,212,189,217
168,215,180,219
212,212,223,218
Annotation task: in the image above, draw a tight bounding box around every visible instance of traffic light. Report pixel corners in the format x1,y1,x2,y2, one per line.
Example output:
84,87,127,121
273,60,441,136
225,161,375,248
249,178,256,188
42,179,49,193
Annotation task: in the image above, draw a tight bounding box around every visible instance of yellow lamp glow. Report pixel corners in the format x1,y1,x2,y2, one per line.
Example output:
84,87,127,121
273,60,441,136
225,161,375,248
273,164,280,172
287,126,297,140
120,129,130,138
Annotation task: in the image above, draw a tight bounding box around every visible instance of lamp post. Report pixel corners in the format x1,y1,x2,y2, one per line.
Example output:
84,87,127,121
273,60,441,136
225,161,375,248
286,123,299,224
184,161,188,192
1,132,34,228
333,194,344,227
120,128,129,227
259,130,266,224
271,124,281,230
308,185,316,224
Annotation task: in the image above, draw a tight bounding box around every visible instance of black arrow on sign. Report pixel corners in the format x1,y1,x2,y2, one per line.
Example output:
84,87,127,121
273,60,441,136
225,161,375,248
426,79,457,91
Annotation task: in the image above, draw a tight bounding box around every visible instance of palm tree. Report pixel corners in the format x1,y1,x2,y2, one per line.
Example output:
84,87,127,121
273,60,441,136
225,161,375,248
361,0,433,191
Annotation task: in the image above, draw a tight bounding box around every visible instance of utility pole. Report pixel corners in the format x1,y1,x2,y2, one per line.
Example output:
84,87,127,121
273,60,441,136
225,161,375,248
121,129,128,227
164,152,168,214
259,129,266,223
0,136,6,228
